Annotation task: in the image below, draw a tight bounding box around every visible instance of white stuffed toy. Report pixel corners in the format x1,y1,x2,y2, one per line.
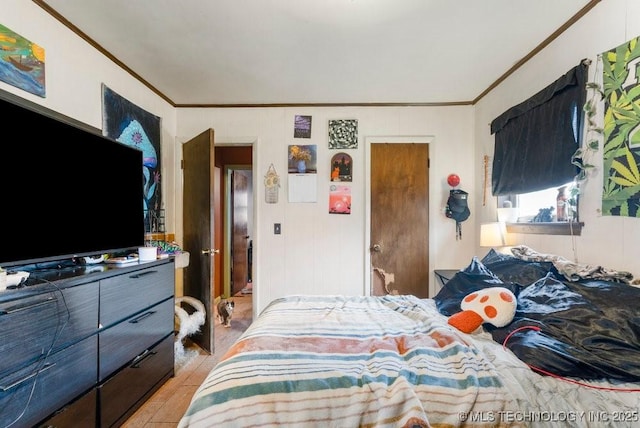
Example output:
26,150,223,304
174,296,206,357
448,287,517,334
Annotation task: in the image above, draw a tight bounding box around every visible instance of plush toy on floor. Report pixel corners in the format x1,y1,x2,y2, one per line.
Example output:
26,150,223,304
447,287,517,334
174,296,206,363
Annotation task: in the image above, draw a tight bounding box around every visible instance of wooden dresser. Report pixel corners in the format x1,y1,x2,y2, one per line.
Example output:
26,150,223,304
0,258,175,427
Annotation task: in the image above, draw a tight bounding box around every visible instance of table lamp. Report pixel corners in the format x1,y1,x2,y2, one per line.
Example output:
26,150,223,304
480,222,511,254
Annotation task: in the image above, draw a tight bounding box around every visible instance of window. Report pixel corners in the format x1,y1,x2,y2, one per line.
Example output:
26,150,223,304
490,61,588,235
498,181,576,221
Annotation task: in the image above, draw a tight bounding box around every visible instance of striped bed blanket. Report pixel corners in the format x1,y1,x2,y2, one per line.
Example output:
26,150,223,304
178,295,521,427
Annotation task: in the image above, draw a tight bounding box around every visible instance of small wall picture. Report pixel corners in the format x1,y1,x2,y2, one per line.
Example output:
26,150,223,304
330,152,352,182
294,115,312,138
0,24,46,97
329,185,351,215
328,119,358,149
288,144,317,174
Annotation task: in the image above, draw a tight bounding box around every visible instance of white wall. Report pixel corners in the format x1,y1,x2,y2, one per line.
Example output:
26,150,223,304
176,107,476,313
474,0,640,278
3,0,180,284
9,0,638,316
2,0,178,232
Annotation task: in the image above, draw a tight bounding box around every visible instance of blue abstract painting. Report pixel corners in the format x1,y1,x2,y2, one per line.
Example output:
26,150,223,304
101,84,162,232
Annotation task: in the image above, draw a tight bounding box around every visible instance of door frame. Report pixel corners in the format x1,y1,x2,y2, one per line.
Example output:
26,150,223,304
208,138,258,318
364,135,435,296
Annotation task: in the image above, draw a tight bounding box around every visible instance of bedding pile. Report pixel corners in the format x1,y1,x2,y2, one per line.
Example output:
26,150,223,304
434,250,640,382
510,244,633,283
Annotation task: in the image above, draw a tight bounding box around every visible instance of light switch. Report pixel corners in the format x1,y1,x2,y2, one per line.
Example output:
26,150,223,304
274,223,281,234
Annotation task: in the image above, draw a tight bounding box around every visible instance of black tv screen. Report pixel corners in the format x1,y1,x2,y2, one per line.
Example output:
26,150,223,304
0,90,145,268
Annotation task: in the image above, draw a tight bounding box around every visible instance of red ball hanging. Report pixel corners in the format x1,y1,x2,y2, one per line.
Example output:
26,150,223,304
447,174,460,187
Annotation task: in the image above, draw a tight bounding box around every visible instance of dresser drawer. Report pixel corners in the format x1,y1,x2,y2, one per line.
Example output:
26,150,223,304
38,387,97,427
99,333,174,427
99,297,174,380
0,281,98,376
100,262,174,328
0,335,97,428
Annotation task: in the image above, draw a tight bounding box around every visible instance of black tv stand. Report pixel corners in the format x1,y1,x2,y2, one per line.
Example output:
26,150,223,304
0,258,175,427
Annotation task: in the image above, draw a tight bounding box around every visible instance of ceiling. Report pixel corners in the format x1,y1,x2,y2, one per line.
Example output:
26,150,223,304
36,0,598,107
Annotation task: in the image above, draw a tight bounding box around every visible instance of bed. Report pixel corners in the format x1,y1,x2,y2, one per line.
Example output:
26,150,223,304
178,246,640,427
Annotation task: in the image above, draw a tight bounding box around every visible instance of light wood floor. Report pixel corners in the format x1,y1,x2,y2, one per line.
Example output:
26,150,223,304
122,295,253,427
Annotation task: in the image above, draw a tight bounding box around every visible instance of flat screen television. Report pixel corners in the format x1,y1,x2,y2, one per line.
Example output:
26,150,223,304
0,89,145,268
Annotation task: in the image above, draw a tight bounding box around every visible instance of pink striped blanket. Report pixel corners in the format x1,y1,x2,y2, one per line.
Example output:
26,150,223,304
178,295,520,427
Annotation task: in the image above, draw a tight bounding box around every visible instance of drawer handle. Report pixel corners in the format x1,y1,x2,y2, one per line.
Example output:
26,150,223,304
0,297,56,315
129,270,157,279
129,310,156,323
0,362,56,392
131,349,157,368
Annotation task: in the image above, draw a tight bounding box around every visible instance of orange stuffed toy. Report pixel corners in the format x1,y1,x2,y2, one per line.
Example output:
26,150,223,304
448,287,517,334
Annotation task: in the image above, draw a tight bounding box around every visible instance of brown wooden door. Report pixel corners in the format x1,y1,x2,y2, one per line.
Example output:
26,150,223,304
370,143,430,297
231,170,249,296
213,166,222,300
182,128,216,354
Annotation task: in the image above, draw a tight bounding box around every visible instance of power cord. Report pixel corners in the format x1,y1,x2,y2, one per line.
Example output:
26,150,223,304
3,277,70,428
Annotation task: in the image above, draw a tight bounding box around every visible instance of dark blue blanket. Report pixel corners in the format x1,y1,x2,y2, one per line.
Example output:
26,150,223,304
434,255,640,381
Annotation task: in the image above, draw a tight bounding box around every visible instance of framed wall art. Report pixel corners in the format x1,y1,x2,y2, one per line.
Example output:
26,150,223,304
330,152,352,182
328,119,358,149
294,115,312,138
288,144,317,174
0,23,45,97
329,185,351,215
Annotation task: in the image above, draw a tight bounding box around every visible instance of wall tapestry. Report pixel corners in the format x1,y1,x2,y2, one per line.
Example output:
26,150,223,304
601,36,640,217
0,24,45,97
101,84,162,231
294,115,312,138
328,119,358,149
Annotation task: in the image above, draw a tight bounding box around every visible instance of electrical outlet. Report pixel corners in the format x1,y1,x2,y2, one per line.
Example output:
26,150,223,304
274,223,281,234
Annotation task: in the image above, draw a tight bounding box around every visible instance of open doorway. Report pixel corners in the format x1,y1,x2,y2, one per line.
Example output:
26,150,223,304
214,146,253,303
225,167,253,297
182,135,254,354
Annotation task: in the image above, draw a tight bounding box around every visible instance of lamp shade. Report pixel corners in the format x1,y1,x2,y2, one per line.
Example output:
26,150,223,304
480,222,508,247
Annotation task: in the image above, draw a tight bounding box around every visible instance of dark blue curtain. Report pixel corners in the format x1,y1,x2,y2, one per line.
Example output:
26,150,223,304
490,61,588,196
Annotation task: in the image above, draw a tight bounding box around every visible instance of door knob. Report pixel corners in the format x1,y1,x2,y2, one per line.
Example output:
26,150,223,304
201,248,220,255
370,244,382,253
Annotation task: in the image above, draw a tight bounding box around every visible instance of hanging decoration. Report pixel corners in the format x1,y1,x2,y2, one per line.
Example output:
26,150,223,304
483,155,490,206
264,164,280,204
445,174,470,240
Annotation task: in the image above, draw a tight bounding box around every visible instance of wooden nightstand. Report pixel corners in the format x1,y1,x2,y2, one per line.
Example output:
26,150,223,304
434,269,460,290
